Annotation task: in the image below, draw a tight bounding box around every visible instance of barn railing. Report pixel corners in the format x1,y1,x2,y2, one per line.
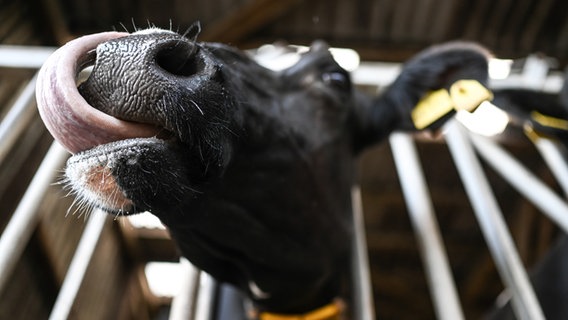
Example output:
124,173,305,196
0,44,566,320
354,53,565,320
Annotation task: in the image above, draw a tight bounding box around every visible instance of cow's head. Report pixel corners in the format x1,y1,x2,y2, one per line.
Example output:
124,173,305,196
37,27,489,314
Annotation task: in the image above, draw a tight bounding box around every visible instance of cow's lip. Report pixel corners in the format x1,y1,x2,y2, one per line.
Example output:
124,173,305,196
36,32,163,154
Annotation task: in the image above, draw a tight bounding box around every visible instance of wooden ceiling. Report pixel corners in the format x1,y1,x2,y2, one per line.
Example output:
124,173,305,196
23,0,568,67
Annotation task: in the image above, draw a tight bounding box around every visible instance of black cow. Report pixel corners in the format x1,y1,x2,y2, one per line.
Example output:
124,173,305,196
36,27,489,317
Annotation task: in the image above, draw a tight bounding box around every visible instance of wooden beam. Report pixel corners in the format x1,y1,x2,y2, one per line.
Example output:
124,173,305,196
520,0,554,51
463,0,491,40
40,0,74,45
201,0,304,44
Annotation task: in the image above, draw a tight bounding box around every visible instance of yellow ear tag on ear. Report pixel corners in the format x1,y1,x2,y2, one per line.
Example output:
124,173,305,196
450,79,493,112
411,88,454,130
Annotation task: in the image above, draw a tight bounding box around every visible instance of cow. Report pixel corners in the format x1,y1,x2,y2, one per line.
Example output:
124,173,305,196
36,25,490,318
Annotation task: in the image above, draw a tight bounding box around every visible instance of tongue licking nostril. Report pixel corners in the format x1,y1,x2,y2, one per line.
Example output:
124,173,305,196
76,34,203,127
35,32,162,154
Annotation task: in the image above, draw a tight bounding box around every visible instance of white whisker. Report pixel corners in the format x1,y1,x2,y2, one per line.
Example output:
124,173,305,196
190,99,205,115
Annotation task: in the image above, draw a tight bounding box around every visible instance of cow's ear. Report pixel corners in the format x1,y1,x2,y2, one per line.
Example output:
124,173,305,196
492,88,568,147
350,41,491,152
384,41,491,131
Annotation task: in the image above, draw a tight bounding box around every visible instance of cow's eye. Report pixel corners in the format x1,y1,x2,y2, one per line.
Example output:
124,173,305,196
321,71,350,91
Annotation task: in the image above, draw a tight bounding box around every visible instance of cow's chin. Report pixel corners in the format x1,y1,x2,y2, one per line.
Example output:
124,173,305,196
64,138,161,216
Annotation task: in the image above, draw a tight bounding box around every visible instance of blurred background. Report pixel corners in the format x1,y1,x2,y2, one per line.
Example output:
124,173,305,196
1,0,568,319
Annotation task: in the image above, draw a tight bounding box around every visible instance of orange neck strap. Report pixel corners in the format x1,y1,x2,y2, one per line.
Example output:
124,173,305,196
259,300,344,320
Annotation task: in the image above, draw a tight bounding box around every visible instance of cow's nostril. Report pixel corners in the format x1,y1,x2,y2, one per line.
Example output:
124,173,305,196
156,42,201,77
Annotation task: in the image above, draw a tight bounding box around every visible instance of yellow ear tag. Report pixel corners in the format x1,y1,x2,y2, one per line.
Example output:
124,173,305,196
523,124,543,142
450,79,493,112
411,89,454,130
530,111,568,131
411,79,492,130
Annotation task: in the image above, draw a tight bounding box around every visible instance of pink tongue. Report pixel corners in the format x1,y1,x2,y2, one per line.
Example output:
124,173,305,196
36,32,161,154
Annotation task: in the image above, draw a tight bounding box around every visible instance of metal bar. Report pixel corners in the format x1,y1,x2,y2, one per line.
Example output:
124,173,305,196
169,258,201,320
0,141,68,291
194,272,217,320
0,72,39,164
531,138,568,197
48,210,108,320
389,132,465,320
445,120,545,320
350,186,376,320
2,46,562,91
0,45,56,69
468,132,568,233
